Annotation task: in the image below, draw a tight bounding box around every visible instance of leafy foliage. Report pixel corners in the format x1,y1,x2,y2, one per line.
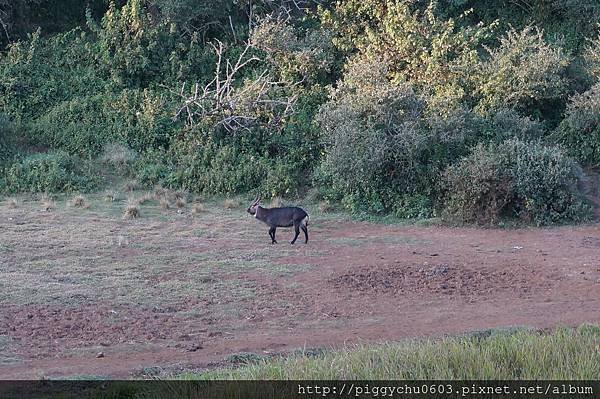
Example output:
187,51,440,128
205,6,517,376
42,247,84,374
250,16,334,84
2,151,98,193
0,28,103,119
443,139,589,225
320,0,495,105
584,27,600,81
477,108,545,143
0,114,21,167
474,26,570,117
0,0,598,224
317,57,477,216
28,89,175,156
553,83,600,167
89,0,208,88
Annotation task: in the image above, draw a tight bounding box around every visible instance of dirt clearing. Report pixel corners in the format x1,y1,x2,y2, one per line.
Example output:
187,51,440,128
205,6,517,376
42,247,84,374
1,196,600,378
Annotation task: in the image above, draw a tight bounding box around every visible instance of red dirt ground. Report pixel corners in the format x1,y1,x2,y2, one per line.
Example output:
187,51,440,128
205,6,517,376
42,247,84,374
2,220,600,379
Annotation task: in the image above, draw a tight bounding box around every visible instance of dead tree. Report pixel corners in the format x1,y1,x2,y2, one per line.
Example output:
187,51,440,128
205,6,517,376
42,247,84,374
173,40,297,133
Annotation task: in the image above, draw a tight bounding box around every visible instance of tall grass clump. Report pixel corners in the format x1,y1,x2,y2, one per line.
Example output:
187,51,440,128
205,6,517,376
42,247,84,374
123,198,140,219
186,325,600,380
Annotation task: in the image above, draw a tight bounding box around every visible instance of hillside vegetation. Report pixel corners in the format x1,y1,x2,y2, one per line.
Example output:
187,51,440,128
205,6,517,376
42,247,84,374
1,0,599,225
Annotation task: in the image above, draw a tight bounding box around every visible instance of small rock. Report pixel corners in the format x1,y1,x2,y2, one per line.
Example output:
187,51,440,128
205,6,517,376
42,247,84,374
96,352,104,358
429,253,439,257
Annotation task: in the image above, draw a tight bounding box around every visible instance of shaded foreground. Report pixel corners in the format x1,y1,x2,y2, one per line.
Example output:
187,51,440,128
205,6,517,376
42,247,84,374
0,195,599,379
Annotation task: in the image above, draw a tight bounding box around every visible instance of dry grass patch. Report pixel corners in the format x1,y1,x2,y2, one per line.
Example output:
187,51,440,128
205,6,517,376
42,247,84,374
318,201,333,213
123,198,140,220
123,180,139,192
176,197,187,209
137,192,154,205
40,194,55,212
101,143,137,169
174,190,187,200
6,198,18,208
192,203,205,215
104,190,117,202
70,195,89,209
269,197,284,208
160,198,171,210
223,199,238,209
153,185,167,199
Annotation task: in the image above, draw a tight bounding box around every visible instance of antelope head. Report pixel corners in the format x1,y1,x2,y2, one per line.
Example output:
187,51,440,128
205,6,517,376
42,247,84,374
246,197,261,215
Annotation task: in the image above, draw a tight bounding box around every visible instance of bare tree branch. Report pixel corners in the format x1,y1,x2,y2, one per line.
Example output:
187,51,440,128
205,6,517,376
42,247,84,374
171,40,297,133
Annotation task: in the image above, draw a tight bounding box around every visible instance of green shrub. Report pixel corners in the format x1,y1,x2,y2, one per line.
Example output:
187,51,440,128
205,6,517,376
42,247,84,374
474,26,571,117
263,158,302,198
477,108,545,143
317,57,477,216
0,28,104,119
28,95,119,155
133,149,173,187
319,0,495,106
584,28,600,80
443,138,589,225
3,151,98,193
0,114,21,167
553,82,600,167
28,89,176,156
89,0,208,88
167,138,269,194
250,16,334,84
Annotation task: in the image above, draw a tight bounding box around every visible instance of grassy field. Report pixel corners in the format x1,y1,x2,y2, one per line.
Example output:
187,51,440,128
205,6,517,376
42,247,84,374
186,325,600,380
2,188,600,380
0,190,332,309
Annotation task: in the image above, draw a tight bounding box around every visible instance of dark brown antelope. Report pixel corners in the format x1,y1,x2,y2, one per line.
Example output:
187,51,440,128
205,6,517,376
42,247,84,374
247,197,309,244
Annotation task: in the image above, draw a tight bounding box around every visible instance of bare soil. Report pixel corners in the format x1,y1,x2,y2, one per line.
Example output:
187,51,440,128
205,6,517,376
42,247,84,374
1,198,600,378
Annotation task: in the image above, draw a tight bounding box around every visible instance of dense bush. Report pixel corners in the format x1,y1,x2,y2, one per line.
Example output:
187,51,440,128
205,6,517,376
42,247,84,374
250,16,334,84
133,149,171,187
0,29,103,119
320,0,495,105
477,108,545,143
474,26,570,118
89,0,210,88
552,83,600,167
28,89,175,156
584,29,600,81
0,114,21,167
317,57,478,216
443,139,589,225
2,151,98,193
167,138,269,194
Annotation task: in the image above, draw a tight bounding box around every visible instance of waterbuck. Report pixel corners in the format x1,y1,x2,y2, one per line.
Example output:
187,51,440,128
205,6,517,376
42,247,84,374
247,197,309,244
